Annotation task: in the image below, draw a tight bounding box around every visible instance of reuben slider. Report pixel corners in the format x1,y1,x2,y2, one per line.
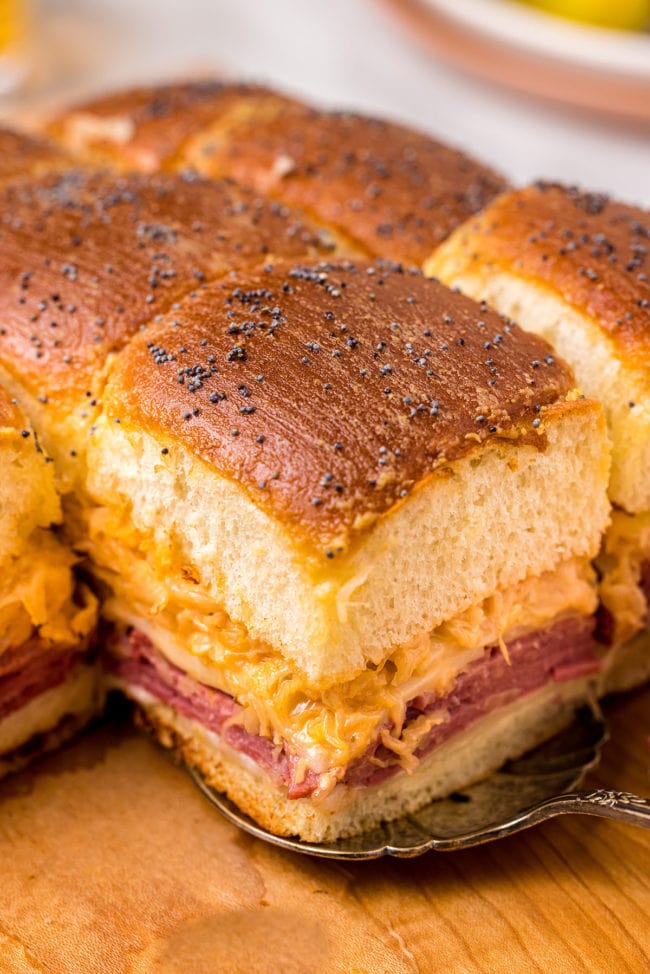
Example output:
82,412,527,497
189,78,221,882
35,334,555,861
0,166,332,490
0,388,98,777
82,259,610,840
428,183,650,693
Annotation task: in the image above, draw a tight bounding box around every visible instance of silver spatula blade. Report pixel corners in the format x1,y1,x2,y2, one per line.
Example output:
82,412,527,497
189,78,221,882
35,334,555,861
188,706,650,859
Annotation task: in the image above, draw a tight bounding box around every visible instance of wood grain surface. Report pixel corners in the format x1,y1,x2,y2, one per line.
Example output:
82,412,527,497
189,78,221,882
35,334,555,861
0,686,648,974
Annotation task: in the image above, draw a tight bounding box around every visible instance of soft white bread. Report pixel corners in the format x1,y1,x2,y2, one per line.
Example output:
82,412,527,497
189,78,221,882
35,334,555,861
86,261,611,685
126,673,598,842
426,183,650,514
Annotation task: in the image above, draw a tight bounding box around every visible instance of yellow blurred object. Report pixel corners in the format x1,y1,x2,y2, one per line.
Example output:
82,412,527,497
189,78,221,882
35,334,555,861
0,0,29,93
0,0,26,49
522,0,650,30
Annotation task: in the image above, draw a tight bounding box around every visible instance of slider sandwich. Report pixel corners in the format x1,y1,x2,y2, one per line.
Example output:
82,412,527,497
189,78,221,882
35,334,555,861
427,183,650,694
81,259,610,841
0,387,98,777
0,164,333,491
47,81,509,266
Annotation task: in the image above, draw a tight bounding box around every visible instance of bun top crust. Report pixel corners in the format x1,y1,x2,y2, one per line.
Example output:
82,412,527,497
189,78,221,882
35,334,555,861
48,81,508,266
47,81,289,173
0,384,23,431
0,169,333,407
0,127,71,183
104,259,576,553
446,182,650,368
183,100,509,266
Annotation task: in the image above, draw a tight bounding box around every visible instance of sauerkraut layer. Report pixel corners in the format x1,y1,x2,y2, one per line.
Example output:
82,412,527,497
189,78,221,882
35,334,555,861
86,503,598,776
0,530,97,656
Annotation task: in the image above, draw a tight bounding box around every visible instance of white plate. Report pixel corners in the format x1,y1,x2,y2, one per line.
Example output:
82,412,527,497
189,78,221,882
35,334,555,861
379,0,650,123
426,0,650,78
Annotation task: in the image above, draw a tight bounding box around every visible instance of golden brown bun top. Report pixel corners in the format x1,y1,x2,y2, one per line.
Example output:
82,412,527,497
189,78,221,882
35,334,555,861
105,259,575,553
0,127,71,184
48,81,508,266
0,384,23,431
184,99,508,266
454,182,650,367
47,80,285,173
0,169,333,406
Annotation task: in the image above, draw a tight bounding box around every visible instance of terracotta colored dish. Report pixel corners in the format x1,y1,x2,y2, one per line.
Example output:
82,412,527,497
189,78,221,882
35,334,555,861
377,0,650,124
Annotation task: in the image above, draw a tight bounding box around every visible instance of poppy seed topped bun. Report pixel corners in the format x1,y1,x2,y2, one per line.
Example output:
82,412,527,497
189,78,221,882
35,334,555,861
48,81,508,265
427,182,650,513
46,80,280,173
87,259,610,683
0,169,335,488
427,183,650,699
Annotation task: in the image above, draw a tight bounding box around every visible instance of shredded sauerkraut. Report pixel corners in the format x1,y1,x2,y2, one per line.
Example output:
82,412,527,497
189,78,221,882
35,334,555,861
596,509,650,645
0,531,97,655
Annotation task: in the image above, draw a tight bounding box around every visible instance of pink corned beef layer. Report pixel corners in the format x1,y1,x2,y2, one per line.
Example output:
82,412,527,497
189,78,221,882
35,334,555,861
109,614,599,799
0,639,82,724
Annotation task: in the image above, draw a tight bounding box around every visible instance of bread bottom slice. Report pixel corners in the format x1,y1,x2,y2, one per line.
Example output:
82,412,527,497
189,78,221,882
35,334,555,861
121,676,599,843
0,666,103,779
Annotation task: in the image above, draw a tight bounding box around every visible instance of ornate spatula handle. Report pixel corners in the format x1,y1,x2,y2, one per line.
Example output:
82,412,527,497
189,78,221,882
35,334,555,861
536,789,650,827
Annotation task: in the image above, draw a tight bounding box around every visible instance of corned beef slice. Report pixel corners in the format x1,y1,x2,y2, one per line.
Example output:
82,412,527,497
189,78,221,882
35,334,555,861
109,616,599,799
0,640,82,722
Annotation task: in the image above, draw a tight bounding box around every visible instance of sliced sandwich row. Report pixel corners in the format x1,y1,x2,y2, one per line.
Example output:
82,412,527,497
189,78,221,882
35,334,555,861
0,83,646,842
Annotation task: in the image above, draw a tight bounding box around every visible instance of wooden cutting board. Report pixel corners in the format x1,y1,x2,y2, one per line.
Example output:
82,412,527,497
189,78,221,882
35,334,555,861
0,685,648,974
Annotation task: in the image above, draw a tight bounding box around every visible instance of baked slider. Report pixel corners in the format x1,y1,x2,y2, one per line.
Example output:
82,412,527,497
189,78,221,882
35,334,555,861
82,258,610,841
46,80,508,265
46,81,290,173
427,182,650,693
0,386,98,778
0,167,333,491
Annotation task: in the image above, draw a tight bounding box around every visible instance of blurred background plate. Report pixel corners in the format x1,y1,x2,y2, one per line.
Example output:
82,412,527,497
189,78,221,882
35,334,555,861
378,0,650,123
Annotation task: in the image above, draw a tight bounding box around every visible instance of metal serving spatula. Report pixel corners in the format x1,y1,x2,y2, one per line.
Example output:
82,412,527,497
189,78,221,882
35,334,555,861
188,706,650,859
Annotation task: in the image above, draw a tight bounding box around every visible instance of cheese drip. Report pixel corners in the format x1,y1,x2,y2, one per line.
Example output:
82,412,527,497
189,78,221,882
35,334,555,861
597,509,650,645
86,505,597,779
0,530,97,656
